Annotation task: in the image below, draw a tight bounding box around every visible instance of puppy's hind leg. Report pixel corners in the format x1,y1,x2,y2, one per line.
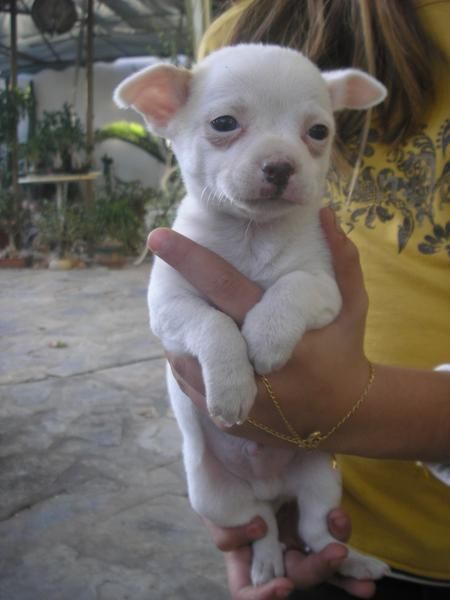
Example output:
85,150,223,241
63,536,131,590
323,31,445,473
289,452,388,580
189,456,285,585
169,372,285,585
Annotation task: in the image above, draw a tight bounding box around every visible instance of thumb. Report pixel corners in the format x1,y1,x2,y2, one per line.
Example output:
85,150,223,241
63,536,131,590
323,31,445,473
203,516,267,552
319,207,368,321
327,507,352,542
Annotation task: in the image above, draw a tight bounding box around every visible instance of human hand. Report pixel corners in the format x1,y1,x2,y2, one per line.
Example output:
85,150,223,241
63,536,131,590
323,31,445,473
204,505,376,599
148,207,371,454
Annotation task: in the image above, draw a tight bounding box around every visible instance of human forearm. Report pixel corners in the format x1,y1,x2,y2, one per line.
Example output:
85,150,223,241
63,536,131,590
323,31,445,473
250,356,450,460
340,363,450,460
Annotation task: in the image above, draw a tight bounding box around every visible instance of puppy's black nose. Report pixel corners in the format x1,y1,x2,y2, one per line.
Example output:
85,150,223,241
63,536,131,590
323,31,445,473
262,161,295,188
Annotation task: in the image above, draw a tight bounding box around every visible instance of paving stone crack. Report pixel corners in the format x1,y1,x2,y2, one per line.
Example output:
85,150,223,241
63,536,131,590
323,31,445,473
0,355,165,387
0,489,70,523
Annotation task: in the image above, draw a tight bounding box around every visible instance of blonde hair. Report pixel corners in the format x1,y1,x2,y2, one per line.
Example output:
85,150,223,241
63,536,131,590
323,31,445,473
214,0,440,159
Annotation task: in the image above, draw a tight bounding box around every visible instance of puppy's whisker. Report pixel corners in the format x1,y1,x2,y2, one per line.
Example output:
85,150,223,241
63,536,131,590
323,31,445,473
207,188,216,207
202,186,213,207
207,187,215,207
218,192,227,207
212,190,223,208
244,219,255,238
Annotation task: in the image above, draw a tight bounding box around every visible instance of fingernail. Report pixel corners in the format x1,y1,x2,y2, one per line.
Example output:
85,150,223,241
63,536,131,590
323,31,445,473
147,229,171,254
331,515,348,530
328,547,348,569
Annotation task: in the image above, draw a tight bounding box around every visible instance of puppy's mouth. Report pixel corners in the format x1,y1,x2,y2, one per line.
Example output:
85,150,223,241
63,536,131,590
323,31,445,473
243,179,305,208
231,193,302,219
242,190,304,208
213,180,305,218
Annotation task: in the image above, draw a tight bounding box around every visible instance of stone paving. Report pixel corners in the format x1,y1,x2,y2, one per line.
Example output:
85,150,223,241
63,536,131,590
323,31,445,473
0,264,228,600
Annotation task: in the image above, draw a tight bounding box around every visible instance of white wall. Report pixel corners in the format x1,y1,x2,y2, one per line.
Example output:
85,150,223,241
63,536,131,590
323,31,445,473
17,58,167,189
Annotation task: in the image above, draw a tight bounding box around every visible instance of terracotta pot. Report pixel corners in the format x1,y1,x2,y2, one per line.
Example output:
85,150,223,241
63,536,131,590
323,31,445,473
0,257,27,268
48,258,74,270
94,252,127,268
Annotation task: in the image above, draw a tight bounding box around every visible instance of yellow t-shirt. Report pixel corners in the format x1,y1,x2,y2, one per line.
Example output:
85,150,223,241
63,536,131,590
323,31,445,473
201,0,450,580
336,0,450,580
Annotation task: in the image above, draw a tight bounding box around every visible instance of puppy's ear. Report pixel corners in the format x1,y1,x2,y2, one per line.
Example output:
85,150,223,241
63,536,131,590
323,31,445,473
114,64,192,134
322,69,387,111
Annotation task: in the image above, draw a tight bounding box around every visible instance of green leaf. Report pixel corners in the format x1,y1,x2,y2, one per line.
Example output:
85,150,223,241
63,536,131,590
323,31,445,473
96,121,168,163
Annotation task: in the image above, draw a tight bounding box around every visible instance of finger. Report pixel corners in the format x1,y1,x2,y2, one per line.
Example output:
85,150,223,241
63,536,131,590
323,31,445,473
148,228,263,324
225,548,294,600
327,507,352,542
277,504,352,550
286,544,376,599
285,543,348,589
166,353,207,411
319,207,368,320
203,516,267,552
329,574,376,599
166,352,205,395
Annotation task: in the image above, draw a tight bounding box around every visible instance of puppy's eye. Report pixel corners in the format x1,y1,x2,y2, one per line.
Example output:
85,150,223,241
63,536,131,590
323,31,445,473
308,124,329,140
210,115,239,132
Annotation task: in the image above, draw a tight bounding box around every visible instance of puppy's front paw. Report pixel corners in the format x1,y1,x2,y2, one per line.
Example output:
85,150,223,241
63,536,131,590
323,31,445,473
251,537,285,585
248,339,294,375
242,314,305,375
206,367,257,427
339,549,389,580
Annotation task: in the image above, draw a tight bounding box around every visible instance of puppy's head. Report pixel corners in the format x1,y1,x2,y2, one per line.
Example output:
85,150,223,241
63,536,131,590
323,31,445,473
114,44,386,221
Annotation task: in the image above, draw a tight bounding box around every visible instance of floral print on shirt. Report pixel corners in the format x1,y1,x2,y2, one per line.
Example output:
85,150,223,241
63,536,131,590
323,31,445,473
326,118,450,257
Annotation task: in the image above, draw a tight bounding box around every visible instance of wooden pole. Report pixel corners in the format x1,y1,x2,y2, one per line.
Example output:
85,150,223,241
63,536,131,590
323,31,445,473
85,0,95,244
10,0,19,201
186,0,211,57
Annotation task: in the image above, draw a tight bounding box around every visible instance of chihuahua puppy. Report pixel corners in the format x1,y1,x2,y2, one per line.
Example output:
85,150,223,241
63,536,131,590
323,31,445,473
114,44,388,585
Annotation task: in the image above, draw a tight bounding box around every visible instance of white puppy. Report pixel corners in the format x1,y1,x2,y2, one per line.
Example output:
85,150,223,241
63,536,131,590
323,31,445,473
114,44,389,585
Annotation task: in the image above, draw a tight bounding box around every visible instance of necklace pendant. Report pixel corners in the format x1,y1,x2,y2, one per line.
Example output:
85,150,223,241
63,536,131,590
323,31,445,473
304,430,323,448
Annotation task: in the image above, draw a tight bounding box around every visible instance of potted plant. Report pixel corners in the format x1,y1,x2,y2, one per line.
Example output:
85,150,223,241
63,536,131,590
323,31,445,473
30,172,154,267
89,176,153,265
96,121,183,229
0,186,31,266
26,103,88,173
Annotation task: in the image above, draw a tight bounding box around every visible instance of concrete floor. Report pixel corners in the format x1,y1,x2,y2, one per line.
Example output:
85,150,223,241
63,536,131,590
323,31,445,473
0,264,228,600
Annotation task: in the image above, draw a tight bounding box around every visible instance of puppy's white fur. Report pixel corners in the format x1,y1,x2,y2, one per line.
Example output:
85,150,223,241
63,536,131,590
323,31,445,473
115,44,389,585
